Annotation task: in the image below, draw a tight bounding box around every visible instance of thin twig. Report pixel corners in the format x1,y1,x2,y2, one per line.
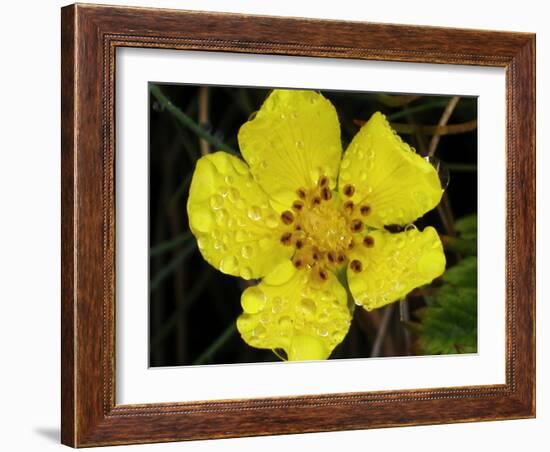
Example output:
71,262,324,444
376,93,420,107
150,85,237,155
383,119,477,136
387,99,450,121
193,322,237,365
151,269,213,347
399,298,412,355
150,231,192,257
370,304,395,358
198,86,211,155
428,96,460,157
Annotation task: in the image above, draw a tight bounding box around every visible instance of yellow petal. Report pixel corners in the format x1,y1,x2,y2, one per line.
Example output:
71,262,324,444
236,260,351,361
238,89,342,210
339,112,443,228
347,226,445,311
187,151,293,279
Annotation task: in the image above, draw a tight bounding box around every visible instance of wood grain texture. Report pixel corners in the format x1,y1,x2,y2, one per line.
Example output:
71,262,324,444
61,3,536,447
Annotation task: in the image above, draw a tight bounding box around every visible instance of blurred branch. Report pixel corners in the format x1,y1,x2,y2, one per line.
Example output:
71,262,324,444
386,119,477,136
150,231,192,257
399,298,412,355
428,96,460,157
446,163,477,173
150,85,237,155
168,172,193,210
370,304,395,358
198,86,211,155
387,99,450,121
376,93,420,107
150,240,197,292
151,269,213,347
193,322,237,365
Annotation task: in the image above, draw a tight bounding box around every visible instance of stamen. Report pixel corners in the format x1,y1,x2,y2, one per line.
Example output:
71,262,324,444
292,200,304,211
360,205,372,216
318,268,329,281
318,175,329,187
294,224,303,231
321,187,332,201
280,232,292,245
312,250,320,261
293,256,305,269
363,236,375,248
296,188,307,199
350,219,363,232
312,196,321,207
327,251,336,263
295,239,305,249
336,253,346,264
348,239,355,250
281,210,294,225
343,200,354,214
343,184,355,197
350,259,363,273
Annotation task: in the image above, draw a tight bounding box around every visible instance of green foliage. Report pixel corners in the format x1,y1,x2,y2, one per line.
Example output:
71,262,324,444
411,216,478,355
443,214,477,256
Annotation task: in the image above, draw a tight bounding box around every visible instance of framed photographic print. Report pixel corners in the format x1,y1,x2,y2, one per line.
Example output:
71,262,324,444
61,3,536,447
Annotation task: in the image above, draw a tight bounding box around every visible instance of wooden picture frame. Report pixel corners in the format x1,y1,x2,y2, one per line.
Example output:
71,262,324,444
61,3,535,447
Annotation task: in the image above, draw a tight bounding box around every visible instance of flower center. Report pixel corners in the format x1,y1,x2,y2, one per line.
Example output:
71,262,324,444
279,176,374,282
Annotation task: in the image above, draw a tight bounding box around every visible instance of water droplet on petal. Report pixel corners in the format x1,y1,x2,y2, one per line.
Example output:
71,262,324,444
242,286,267,314
240,267,253,279
317,327,329,337
197,236,209,250
278,316,292,329
228,187,240,203
424,156,450,189
247,206,262,221
210,194,224,210
300,298,316,317
296,140,304,149
220,255,238,273
215,209,228,226
241,245,254,259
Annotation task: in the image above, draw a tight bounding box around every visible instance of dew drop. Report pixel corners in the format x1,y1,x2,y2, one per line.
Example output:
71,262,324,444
300,298,317,317
265,214,279,229
271,297,283,314
213,240,226,252
241,245,254,259
209,194,224,210
197,236,209,250
240,267,253,280
296,140,305,149
228,187,240,203
215,209,228,226
247,206,262,221
317,327,329,337
220,256,238,273
241,286,267,314
278,316,292,329
236,314,258,333
252,325,267,338
424,156,450,189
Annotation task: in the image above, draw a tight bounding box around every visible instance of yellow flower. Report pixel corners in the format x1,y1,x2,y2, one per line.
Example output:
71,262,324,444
187,89,446,361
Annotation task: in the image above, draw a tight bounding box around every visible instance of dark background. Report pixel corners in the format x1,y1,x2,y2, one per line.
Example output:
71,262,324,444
148,84,477,367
